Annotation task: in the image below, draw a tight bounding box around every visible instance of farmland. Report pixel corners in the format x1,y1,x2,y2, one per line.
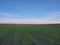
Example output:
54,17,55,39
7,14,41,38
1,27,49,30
0,24,60,45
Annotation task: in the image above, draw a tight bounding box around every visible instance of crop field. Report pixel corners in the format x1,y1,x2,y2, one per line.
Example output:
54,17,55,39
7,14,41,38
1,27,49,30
0,24,60,45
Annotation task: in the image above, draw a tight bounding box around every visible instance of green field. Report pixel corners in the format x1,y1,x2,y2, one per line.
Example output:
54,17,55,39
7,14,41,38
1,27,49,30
0,25,60,45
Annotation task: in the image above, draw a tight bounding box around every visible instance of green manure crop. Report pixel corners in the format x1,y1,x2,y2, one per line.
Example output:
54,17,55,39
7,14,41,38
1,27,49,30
0,25,60,45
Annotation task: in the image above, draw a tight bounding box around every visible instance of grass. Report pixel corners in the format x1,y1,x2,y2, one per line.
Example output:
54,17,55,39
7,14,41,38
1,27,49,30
0,25,60,45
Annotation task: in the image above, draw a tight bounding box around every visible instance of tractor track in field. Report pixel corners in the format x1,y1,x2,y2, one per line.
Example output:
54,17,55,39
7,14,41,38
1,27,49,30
38,31,60,44
1,30,29,45
1,34,14,45
26,32,60,45
20,31,29,45
1,30,20,45
1,30,60,45
13,30,20,45
1,30,14,45
38,34,60,45
24,32,40,45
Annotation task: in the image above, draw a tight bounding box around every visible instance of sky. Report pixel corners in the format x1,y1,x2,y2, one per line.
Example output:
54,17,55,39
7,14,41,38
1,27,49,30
0,0,60,24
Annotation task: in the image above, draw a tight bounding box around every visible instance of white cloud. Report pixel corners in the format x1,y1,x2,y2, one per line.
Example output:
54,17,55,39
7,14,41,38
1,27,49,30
0,12,21,18
41,12,60,20
0,12,60,24
0,19,60,24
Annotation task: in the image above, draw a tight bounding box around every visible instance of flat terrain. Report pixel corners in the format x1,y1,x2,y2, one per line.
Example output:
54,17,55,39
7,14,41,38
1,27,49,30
0,24,60,45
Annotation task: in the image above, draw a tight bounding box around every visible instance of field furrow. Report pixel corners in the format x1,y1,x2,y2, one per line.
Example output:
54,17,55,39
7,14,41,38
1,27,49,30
0,25,60,45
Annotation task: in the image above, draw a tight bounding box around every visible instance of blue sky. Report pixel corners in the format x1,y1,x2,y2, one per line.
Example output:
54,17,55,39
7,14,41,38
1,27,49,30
0,0,60,24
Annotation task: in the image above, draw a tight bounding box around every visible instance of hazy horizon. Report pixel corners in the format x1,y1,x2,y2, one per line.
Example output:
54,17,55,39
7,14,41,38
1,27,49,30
0,0,60,24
